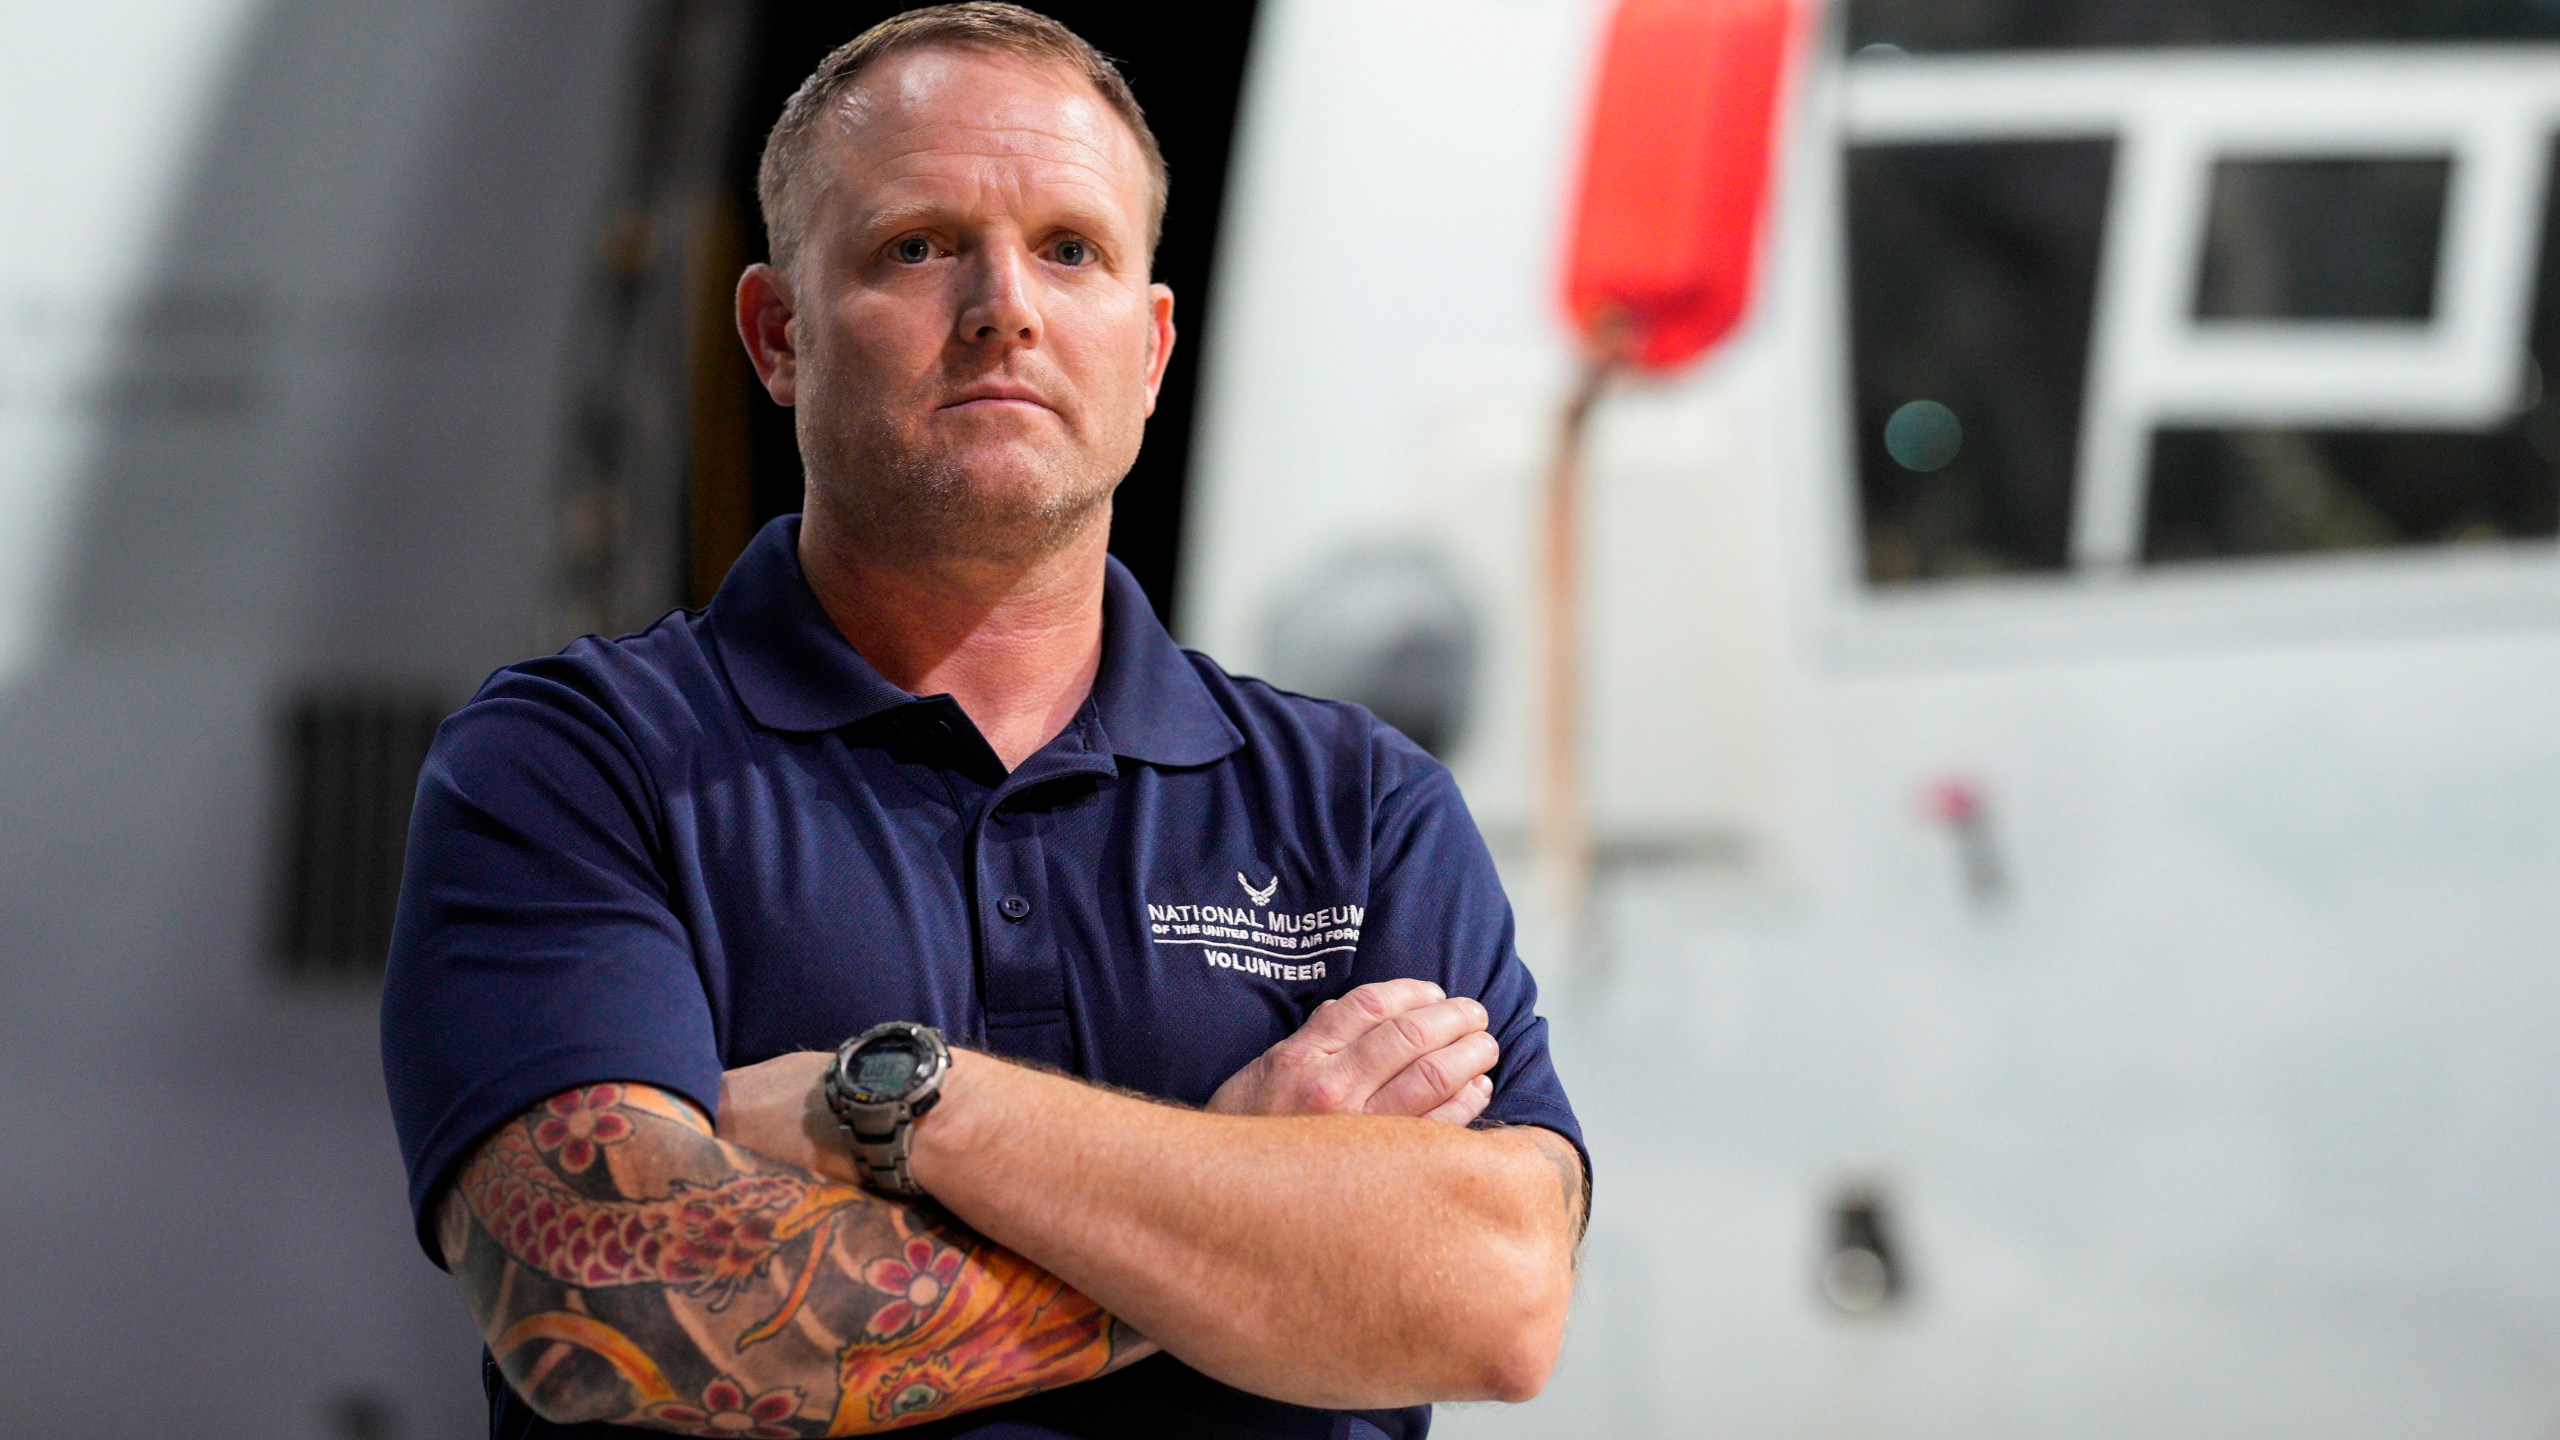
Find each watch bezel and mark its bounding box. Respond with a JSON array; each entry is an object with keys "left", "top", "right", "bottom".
[{"left": 826, "top": 1021, "right": 950, "bottom": 1116}]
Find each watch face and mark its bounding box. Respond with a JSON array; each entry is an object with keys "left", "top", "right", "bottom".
[{"left": 851, "top": 1038, "right": 923, "bottom": 1099}]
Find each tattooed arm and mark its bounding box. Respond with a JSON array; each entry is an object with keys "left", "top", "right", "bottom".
[
  {"left": 713, "top": 980, "right": 1579, "bottom": 1410},
  {"left": 721, "top": 1044, "right": 1584, "bottom": 1411},
  {"left": 434, "top": 1083, "right": 1151, "bottom": 1435},
  {"left": 440, "top": 982, "right": 1519, "bottom": 1432}
]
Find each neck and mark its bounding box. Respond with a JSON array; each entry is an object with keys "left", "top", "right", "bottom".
[{"left": 797, "top": 500, "right": 1110, "bottom": 772}]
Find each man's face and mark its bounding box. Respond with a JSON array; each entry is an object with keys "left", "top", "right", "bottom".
[{"left": 751, "top": 47, "right": 1174, "bottom": 563}]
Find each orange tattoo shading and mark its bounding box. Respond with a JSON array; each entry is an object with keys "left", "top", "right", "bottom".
[
  {"left": 495, "top": 1311, "right": 681, "bottom": 1405},
  {"left": 454, "top": 1085, "right": 1133, "bottom": 1433},
  {"left": 832, "top": 1241, "right": 1116, "bottom": 1430}
]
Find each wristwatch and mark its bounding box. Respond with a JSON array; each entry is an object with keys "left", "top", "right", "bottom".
[{"left": 823, "top": 1021, "right": 951, "bottom": 1197}]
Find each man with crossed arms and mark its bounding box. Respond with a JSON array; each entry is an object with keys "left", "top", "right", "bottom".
[{"left": 383, "top": 6, "right": 1586, "bottom": 1436}]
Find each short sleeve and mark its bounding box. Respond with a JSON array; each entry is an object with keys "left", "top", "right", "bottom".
[
  {"left": 1354, "top": 734, "right": 1588, "bottom": 1187},
  {"left": 379, "top": 666, "right": 722, "bottom": 1265}
]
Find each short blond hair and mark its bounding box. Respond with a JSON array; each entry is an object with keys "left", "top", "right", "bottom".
[{"left": 756, "top": 3, "right": 1170, "bottom": 276}]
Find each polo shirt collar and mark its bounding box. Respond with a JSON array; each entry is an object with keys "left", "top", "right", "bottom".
[
  {"left": 705, "top": 515, "right": 1242, "bottom": 768},
  {"left": 1089, "top": 542, "right": 1244, "bottom": 767},
  {"left": 705, "top": 517, "right": 917, "bottom": 734}
]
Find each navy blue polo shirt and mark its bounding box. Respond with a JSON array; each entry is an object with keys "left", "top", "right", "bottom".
[{"left": 382, "top": 515, "right": 1582, "bottom": 1440}]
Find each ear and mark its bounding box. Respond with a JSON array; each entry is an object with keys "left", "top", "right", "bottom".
[
  {"left": 1141, "top": 281, "right": 1177, "bottom": 418},
  {"left": 737, "top": 263, "right": 800, "bottom": 406}
]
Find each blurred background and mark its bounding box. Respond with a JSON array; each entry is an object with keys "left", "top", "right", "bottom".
[{"left": 5, "top": 1, "right": 2560, "bottom": 1435}]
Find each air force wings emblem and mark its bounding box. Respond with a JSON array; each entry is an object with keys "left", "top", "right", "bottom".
[{"left": 1238, "top": 871, "right": 1279, "bottom": 907}]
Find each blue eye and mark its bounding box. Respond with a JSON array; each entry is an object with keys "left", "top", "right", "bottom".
[
  {"left": 1055, "top": 239, "right": 1091, "bottom": 266},
  {"left": 893, "top": 236, "right": 932, "bottom": 264}
]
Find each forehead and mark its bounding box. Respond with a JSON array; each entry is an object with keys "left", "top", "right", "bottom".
[{"left": 816, "top": 47, "right": 1147, "bottom": 225}]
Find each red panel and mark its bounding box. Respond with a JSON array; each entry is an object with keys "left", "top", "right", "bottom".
[{"left": 1562, "top": 0, "right": 1802, "bottom": 371}]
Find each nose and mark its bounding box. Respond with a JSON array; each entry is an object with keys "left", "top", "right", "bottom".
[{"left": 955, "top": 245, "right": 1041, "bottom": 351}]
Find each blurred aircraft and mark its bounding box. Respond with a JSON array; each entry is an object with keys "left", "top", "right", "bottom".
[
  {"left": 0, "top": 5, "right": 738, "bottom": 1436},
  {"left": 1183, "top": 2, "right": 2560, "bottom": 1437}
]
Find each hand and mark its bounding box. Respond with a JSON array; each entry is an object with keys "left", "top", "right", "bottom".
[
  {"left": 715, "top": 1049, "right": 848, "bottom": 1182},
  {"left": 1206, "top": 979, "right": 1498, "bottom": 1126}
]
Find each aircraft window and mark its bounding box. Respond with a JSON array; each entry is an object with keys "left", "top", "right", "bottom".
[
  {"left": 1846, "top": 140, "right": 2116, "bottom": 582},
  {"left": 2143, "top": 144, "right": 2560, "bottom": 563},
  {"left": 2195, "top": 158, "right": 2451, "bottom": 322},
  {"left": 1847, "top": 0, "right": 2560, "bottom": 55},
  {"left": 2145, "top": 424, "right": 2560, "bottom": 561}
]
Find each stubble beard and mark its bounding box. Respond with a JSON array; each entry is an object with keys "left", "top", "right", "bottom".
[{"left": 803, "top": 404, "right": 1132, "bottom": 568}]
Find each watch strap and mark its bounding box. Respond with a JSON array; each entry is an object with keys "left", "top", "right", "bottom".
[
  {"left": 823, "top": 1022, "right": 949, "bottom": 1199},
  {"left": 840, "top": 1086, "right": 940, "bottom": 1196}
]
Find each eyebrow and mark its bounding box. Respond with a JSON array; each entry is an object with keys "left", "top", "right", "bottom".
[
  {"left": 850, "top": 195, "right": 1134, "bottom": 247},
  {"left": 854, "top": 199, "right": 955, "bottom": 236}
]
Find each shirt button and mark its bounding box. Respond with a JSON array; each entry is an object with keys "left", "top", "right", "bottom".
[{"left": 998, "top": 894, "right": 1032, "bottom": 921}]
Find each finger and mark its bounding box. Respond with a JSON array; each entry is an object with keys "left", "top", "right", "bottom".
[
  {"left": 1421, "top": 1074, "right": 1495, "bottom": 1127},
  {"left": 1333, "top": 994, "right": 1486, "bottom": 1090},
  {"left": 1290, "top": 979, "right": 1447, "bottom": 1054},
  {"left": 1364, "top": 1029, "right": 1498, "bottom": 1118}
]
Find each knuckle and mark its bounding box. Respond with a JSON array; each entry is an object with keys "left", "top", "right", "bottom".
[
  {"left": 1347, "top": 985, "right": 1397, "bottom": 1021},
  {"left": 1302, "top": 1074, "right": 1353, "bottom": 1113},
  {"left": 1389, "top": 1013, "right": 1435, "bottom": 1051}
]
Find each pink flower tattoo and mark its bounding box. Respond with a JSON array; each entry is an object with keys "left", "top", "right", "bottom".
[
  {"left": 860, "top": 1236, "right": 965, "bottom": 1337},
  {"left": 646, "top": 1378, "right": 802, "bottom": 1438},
  {"left": 529, "top": 1084, "right": 634, "bottom": 1174}
]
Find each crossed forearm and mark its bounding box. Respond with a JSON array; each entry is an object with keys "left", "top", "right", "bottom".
[
  {"left": 441, "top": 984, "right": 1572, "bottom": 1427},
  {"left": 709, "top": 983, "right": 1583, "bottom": 1409},
  {"left": 908, "top": 1050, "right": 1581, "bottom": 1409},
  {"left": 436, "top": 1083, "right": 1151, "bottom": 1434}
]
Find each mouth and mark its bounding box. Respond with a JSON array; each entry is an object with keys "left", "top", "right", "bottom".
[
  {"left": 942, "top": 396, "right": 1054, "bottom": 414},
  {"left": 939, "top": 383, "right": 1057, "bottom": 416}
]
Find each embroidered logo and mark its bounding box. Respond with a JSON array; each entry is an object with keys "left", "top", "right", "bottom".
[{"left": 1147, "top": 868, "right": 1362, "bottom": 984}]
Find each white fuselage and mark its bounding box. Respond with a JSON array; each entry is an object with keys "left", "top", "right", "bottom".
[{"left": 1184, "top": 4, "right": 2560, "bottom": 1435}]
